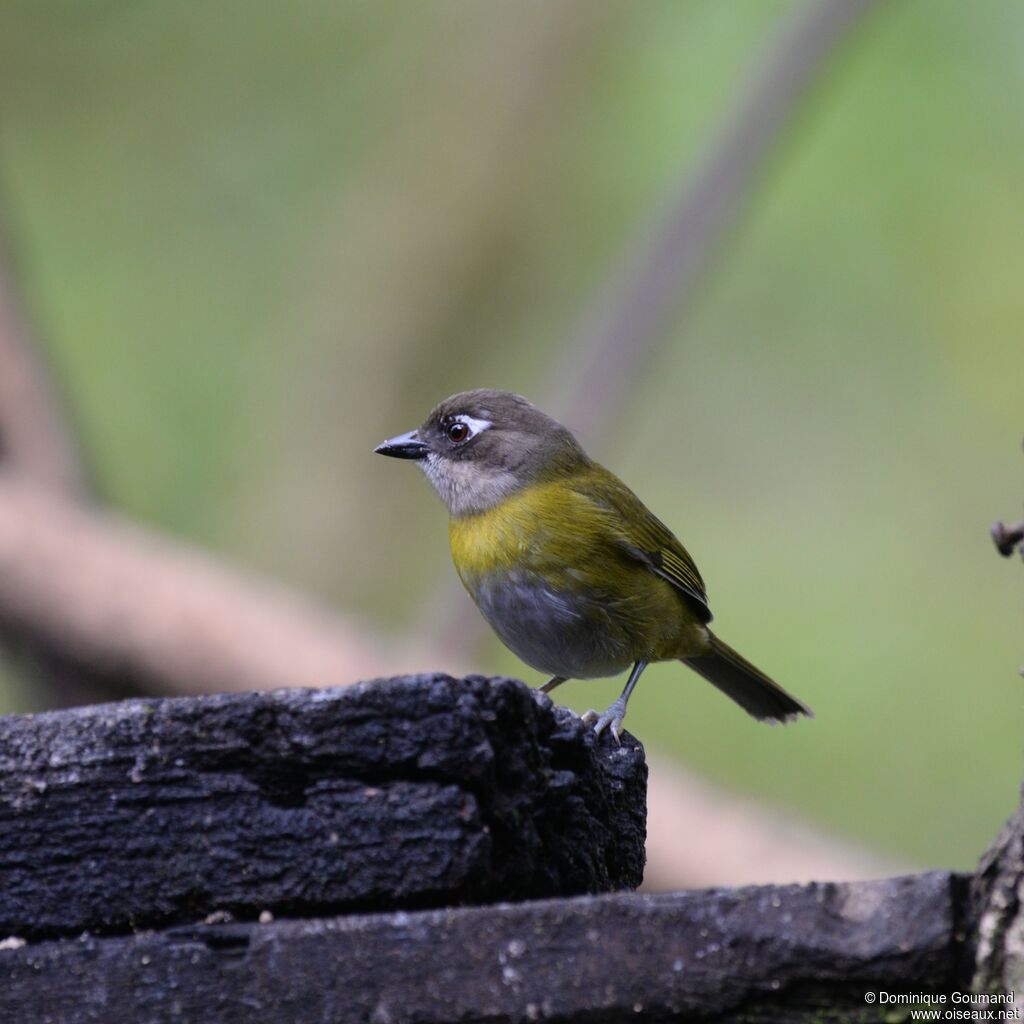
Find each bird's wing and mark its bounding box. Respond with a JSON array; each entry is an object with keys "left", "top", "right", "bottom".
[{"left": 574, "top": 469, "right": 713, "bottom": 623}]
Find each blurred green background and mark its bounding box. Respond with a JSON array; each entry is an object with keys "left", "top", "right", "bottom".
[{"left": 0, "top": 0, "right": 1021, "bottom": 870}]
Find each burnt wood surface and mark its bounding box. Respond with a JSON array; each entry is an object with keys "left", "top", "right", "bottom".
[
  {"left": 0, "top": 872, "right": 965, "bottom": 1023},
  {"left": 0, "top": 674, "right": 646, "bottom": 940},
  {"left": 971, "top": 786, "right": 1024, "bottom": 995}
]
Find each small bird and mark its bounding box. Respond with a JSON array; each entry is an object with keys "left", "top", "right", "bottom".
[{"left": 375, "top": 389, "right": 811, "bottom": 741}]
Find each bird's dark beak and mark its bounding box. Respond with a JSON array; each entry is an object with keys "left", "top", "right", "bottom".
[{"left": 374, "top": 429, "right": 429, "bottom": 460}]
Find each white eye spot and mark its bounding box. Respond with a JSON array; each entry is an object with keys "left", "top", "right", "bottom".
[{"left": 457, "top": 414, "right": 492, "bottom": 434}]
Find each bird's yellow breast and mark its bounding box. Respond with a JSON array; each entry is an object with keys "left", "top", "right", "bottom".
[
  {"left": 448, "top": 481, "right": 595, "bottom": 580},
  {"left": 447, "top": 472, "right": 710, "bottom": 666}
]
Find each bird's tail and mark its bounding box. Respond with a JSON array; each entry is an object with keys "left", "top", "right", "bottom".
[{"left": 681, "top": 633, "right": 812, "bottom": 723}]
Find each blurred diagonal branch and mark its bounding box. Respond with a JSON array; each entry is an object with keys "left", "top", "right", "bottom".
[
  {"left": 547, "top": 0, "right": 883, "bottom": 444},
  {"left": 0, "top": 210, "right": 90, "bottom": 497},
  {"left": 0, "top": 473, "right": 420, "bottom": 696},
  {"left": 0, "top": 195, "right": 106, "bottom": 704},
  {"left": 643, "top": 755, "right": 901, "bottom": 890}
]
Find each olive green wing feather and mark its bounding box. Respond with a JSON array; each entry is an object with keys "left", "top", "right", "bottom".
[{"left": 573, "top": 468, "right": 713, "bottom": 623}]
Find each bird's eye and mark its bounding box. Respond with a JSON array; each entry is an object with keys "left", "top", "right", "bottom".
[{"left": 446, "top": 421, "right": 470, "bottom": 444}]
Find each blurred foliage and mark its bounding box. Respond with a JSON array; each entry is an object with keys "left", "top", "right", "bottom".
[{"left": 1, "top": 0, "right": 1023, "bottom": 870}]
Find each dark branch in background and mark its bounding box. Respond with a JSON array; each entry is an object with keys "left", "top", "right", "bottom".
[
  {"left": 545, "top": 0, "right": 883, "bottom": 444},
  {"left": 990, "top": 444, "right": 1024, "bottom": 683},
  {"left": 991, "top": 519, "right": 1024, "bottom": 559}
]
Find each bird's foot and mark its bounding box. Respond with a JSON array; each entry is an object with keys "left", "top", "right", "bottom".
[{"left": 581, "top": 699, "right": 628, "bottom": 744}]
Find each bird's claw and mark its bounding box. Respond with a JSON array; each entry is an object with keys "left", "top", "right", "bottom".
[{"left": 581, "top": 705, "right": 625, "bottom": 744}]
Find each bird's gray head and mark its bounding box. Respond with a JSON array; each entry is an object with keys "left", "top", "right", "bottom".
[{"left": 374, "top": 389, "right": 587, "bottom": 517}]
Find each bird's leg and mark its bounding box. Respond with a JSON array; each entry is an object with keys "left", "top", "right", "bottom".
[
  {"left": 582, "top": 661, "right": 648, "bottom": 744},
  {"left": 539, "top": 676, "right": 567, "bottom": 693}
]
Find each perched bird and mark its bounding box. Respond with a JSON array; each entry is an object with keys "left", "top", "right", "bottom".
[{"left": 375, "top": 389, "right": 811, "bottom": 741}]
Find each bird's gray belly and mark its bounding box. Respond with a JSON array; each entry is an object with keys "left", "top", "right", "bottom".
[{"left": 469, "top": 571, "right": 632, "bottom": 679}]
